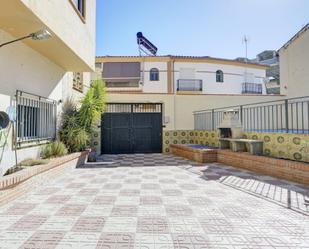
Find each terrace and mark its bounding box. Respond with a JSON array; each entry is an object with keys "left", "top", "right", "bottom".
[{"left": 0, "top": 153, "right": 308, "bottom": 248}]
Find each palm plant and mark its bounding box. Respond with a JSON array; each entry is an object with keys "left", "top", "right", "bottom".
[
  {"left": 59, "top": 79, "right": 106, "bottom": 152},
  {"left": 79, "top": 79, "right": 106, "bottom": 133}
]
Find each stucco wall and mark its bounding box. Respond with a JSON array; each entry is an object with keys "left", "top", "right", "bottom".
[
  {"left": 0, "top": 30, "right": 90, "bottom": 176},
  {"left": 280, "top": 29, "right": 309, "bottom": 97},
  {"left": 19, "top": 0, "right": 96, "bottom": 69},
  {"left": 174, "top": 62, "right": 266, "bottom": 94},
  {"left": 143, "top": 62, "right": 168, "bottom": 93},
  {"left": 107, "top": 93, "right": 285, "bottom": 131}
]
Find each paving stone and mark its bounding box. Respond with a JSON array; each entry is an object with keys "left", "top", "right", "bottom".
[{"left": 0, "top": 153, "right": 308, "bottom": 248}]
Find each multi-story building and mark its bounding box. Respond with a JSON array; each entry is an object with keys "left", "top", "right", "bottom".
[
  {"left": 0, "top": 0, "right": 96, "bottom": 175},
  {"left": 95, "top": 55, "right": 268, "bottom": 95},
  {"left": 279, "top": 23, "right": 309, "bottom": 98},
  {"left": 253, "top": 50, "right": 280, "bottom": 94},
  {"left": 93, "top": 55, "right": 284, "bottom": 154}
]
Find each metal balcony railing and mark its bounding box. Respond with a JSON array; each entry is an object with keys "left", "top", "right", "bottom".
[
  {"left": 242, "top": 82, "right": 263, "bottom": 94},
  {"left": 177, "top": 79, "right": 203, "bottom": 92}
]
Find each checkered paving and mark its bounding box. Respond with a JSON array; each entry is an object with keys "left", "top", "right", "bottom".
[
  {"left": 0, "top": 153, "right": 308, "bottom": 248},
  {"left": 89, "top": 153, "right": 203, "bottom": 167}
]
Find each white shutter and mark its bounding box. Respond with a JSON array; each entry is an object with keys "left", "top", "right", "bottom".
[{"left": 179, "top": 68, "right": 195, "bottom": 79}]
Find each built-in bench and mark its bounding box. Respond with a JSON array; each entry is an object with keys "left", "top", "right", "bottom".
[{"left": 219, "top": 138, "right": 263, "bottom": 155}]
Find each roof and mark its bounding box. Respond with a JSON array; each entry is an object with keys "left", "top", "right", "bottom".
[
  {"left": 96, "top": 55, "right": 268, "bottom": 69},
  {"left": 278, "top": 23, "right": 309, "bottom": 52}
]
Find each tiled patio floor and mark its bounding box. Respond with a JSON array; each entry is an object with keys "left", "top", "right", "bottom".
[{"left": 0, "top": 154, "right": 308, "bottom": 248}]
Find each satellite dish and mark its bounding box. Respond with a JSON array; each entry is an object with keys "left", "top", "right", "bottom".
[{"left": 0, "top": 111, "right": 10, "bottom": 129}]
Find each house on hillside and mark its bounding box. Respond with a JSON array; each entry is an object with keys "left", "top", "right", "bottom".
[
  {"left": 279, "top": 23, "right": 309, "bottom": 98},
  {"left": 0, "top": 0, "right": 96, "bottom": 175}
]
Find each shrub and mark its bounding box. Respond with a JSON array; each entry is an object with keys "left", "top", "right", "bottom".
[
  {"left": 60, "top": 125, "right": 89, "bottom": 153},
  {"left": 58, "top": 79, "right": 106, "bottom": 152},
  {"left": 79, "top": 79, "right": 106, "bottom": 133},
  {"left": 59, "top": 115, "right": 89, "bottom": 153},
  {"left": 17, "top": 158, "right": 49, "bottom": 167},
  {"left": 41, "top": 141, "right": 68, "bottom": 159}
]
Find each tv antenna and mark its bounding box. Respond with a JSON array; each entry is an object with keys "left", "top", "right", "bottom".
[
  {"left": 242, "top": 35, "right": 250, "bottom": 63},
  {"left": 137, "top": 32, "right": 158, "bottom": 56}
]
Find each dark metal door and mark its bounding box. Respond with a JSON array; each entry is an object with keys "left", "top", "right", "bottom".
[{"left": 101, "top": 103, "right": 162, "bottom": 154}]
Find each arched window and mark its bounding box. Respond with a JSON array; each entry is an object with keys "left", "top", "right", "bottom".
[
  {"left": 149, "top": 68, "right": 159, "bottom": 81},
  {"left": 216, "top": 70, "right": 224, "bottom": 82}
]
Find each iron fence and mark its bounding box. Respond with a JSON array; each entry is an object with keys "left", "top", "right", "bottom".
[
  {"left": 193, "top": 96, "right": 309, "bottom": 133},
  {"left": 16, "top": 90, "right": 57, "bottom": 146},
  {"left": 106, "top": 103, "right": 162, "bottom": 113},
  {"left": 177, "top": 79, "right": 203, "bottom": 91},
  {"left": 242, "top": 83, "right": 263, "bottom": 94}
]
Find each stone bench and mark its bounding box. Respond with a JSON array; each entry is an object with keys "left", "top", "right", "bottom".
[{"left": 219, "top": 138, "right": 263, "bottom": 155}]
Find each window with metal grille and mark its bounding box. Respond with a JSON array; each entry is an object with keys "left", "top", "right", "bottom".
[
  {"left": 16, "top": 91, "right": 57, "bottom": 146},
  {"left": 149, "top": 68, "right": 159, "bottom": 81},
  {"left": 73, "top": 72, "right": 83, "bottom": 92},
  {"left": 216, "top": 70, "right": 224, "bottom": 82}
]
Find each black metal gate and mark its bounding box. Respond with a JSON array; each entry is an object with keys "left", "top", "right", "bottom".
[{"left": 101, "top": 103, "right": 163, "bottom": 154}]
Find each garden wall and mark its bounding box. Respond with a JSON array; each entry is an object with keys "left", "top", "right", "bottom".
[{"left": 163, "top": 130, "right": 309, "bottom": 163}]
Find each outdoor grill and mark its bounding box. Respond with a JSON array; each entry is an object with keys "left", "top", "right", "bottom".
[{"left": 217, "top": 109, "right": 243, "bottom": 138}]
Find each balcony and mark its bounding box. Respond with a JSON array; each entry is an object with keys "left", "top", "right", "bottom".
[
  {"left": 177, "top": 79, "right": 203, "bottom": 92},
  {"left": 242, "top": 83, "right": 263, "bottom": 94}
]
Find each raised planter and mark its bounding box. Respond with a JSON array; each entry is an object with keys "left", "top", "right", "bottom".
[
  {"left": 170, "top": 144, "right": 217, "bottom": 163},
  {"left": 217, "top": 150, "right": 309, "bottom": 185},
  {"left": 0, "top": 151, "right": 88, "bottom": 205}
]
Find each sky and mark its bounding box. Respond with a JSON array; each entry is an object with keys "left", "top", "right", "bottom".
[{"left": 96, "top": 0, "right": 309, "bottom": 59}]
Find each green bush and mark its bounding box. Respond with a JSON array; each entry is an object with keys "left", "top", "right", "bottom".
[
  {"left": 59, "top": 115, "right": 89, "bottom": 153},
  {"left": 41, "top": 141, "right": 68, "bottom": 159},
  {"left": 17, "top": 158, "right": 49, "bottom": 167},
  {"left": 79, "top": 79, "right": 106, "bottom": 133},
  {"left": 58, "top": 79, "right": 106, "bottom": 152}
]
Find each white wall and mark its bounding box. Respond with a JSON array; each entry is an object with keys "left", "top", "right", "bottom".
[
  {"left": 107, "top": 93, "right": 285, "bottom": 130},
  {"left": 280, "top": 28, "right": 309, "bottom": 98},
  {"left": 20, "top": 0, "right": 96, "bottom": 69},
  {"left": 0, "top": 30, "right": 90, "bottom": 176},
  {"left": 174, "top": 62, "right": 266, "bottom": 94},
  {"left": 142, "top": 62, "right": 168, "bottom": 93}
]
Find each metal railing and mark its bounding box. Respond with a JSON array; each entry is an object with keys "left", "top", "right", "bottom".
[
  {"left": 194, "top": 96, "right": 309, "bottom": 133},
  {"left": 177, "top": 79, "right": 202, "bottom": 91},
  {"left": 16, "top": 90, "right": 57, "bottom": 146},
  {"left": 242, "top": 82, "right": 263, "bottom": 94}
]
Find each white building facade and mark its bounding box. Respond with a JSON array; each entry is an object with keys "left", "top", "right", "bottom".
[
  {"left": 0, "top": 0, "right": 96, "bottom": 175},
  {"left": 95, "top": 56, "right": 268, "bottom": 95}
]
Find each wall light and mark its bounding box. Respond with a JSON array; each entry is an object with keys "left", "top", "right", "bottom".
[{"left": 0, "top": 29, "right": 51, "bottom": 48}]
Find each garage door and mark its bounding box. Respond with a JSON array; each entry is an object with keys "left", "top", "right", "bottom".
[{"left": 101, "top": 103, "right": 162, "bottom": 154}]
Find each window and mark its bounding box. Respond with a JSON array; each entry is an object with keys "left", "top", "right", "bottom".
[
  {"left": 70, "top": 0, "right": 85, "bottom": 18},
  {"left": 16, "top": 91, "right": 57, "bottom": 146},
  {"left": 216, "top": 70, "right": 224, "bottom": 82},
  {"left": 149, "top": 68, "right": 159, "bottom": 81},
  {"left": 73, "top": 72, "right": 83, "bottom": 92},
  {"left": 95, "top": 63, "right": 102, "bottom": 69}
]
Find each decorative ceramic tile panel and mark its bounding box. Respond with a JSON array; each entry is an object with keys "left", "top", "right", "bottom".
[{"left": 163, "top": 129, "right": 309, "bottom": 162}]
